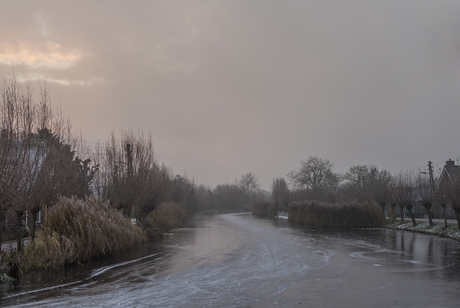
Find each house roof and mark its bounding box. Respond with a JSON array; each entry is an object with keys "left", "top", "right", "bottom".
[{"left": 436, "top": 159, "right": 460, "bottom": 190}]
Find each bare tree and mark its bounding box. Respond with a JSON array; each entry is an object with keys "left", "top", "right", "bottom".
[
  {"left": 415, "top": 171, "right": 434, "bottom": 226},
  {"left": 373, "top": 184, "right": 390, "bottom": 215},
  {"left": 342, "top": 165, "right": 393, "bottom": 208},
  {"left": 0, "top": 75, "right": 74, "bottom": 246},
  {"left": 138, "top": 164, "right": 173, "bottom": 217},
  {"left": 0, "top": 74, "right": 39, "bottom": 246},
  {"left": 288, "top": 156, "right": 339, "bottom": 191},
  {"left": 171, "top": 174, "right": 198, "bottom": 212},
  {"left": 213, "top": 183, "right": 246, "bottom": 210},
  {"left": 236, "top": 172, "right": 261, "bottom": 203},
  {"left": 372, "top": 171, "right": 393, "bottom": 214},
  {"left": 97, "top": 129, "right": 164, "bottom": 220},
  {"left": 344, "top": 165, "right": 369, "bottom": 188},
  {"left": 388, "top": 190, "right": 398, "bottom": 223},
  {"left": 393, "top": 171, "right": 417, "bottom": 226},
  {"left": 195, "top": 184, "right": 215, "bottom": 211},
  {"left": 271, "top": 177, "right": 290, "bottom": 211},
  {"left": 435, "top": 180, "right": 450, "bottom": 229}
]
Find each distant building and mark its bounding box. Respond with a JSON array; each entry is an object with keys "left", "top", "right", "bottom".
[
  {"left": 434, "top": 159, "right": 459, "bottom": 219},
  {"left": 1, "top": 136, "right": 46, "bottom": 234}
]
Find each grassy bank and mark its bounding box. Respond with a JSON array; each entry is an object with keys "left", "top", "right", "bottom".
[
  {"left": 386, "top": 220, "right": 460, "bottom": 242},
  {"left": 288, "top": 200, "right": 385, "bottom": 228}
]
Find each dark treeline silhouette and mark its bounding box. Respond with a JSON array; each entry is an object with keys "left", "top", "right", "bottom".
[
  {"left": 256, "top": 156, "right": 460, "bottom": 229},
  {"left": 0, "top": 76, "right": 268, "bottom": 257}
]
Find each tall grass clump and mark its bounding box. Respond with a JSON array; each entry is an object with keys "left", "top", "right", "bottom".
[
  {"left": 146, "top": 202, "right": 191, "bottom": 235},
  {"left": 0, "top": 249, "right": 22, "bottom": 282},
  {"left": 288, "top": 200, "right": 385, "bottom": 228},
  {"left": 252, "top": 201, "right": 277, "bottom": 217},
  {"left": 22, "top": 196, "right": 146, "bottom": 270}
]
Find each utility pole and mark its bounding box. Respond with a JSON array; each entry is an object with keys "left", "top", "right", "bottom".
[
  {"left": 428, "top": 161, "right": 438, "bottom": 217},
  {"left": 428, "top": 161, "right": 435, "bottom": 192}
]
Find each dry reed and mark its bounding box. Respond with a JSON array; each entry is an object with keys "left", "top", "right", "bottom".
[
  {"left": 288, "top": 200, "right": 385, "bottom": 228},
  {"left": 0, "top": 248, "right": 21, "bottom": 281},
  {"left": 22, "top": 196, "right": 146, "bottom": 270}
]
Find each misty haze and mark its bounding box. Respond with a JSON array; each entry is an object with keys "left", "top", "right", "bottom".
[{"left": 1, "top": 1, "right": 460, "bottom": 307}]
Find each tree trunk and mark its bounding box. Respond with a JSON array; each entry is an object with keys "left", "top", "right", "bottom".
[
  {"left": 425, "top": 206, "right": 433, "bottom": 226},
  {"left": 16, "top": 212, "right": 23, "bottom": 252},
  {"left": 0, "top": 210, "right": 5, "bottom": 243},
  {"left": 442, "top": 205, "right": 448, "bottom": 229},
  {"left": 390, "top": 204, "right": 397, "bottom": 223},
  {"left": 399, "top": 205, "right": 405, "bottom": 223},
  {"left": 455, "top": 209, "right": 460, "bottom": 230},
  {"left": 407, "top": 207, "right": 417, "bottom": 226},
  {"left": 123, "top": 206, "right": 132, "bottom": 218},
  {"left": 31, "top": 211, "right": 37, "bottom": 241}
]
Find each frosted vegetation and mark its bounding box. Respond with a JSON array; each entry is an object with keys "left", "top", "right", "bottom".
[
  {"left": 22, "top": 197, "right": 146, "bottom": 271},
  {"left": 287, "top": 200, "right": 385, "bottom": 228}
]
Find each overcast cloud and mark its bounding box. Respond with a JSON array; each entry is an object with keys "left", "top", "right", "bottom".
[{"left": 1, "top": 0, "right": 460, "bottom": 189}]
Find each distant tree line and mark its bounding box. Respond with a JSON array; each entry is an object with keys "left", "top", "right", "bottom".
[
  {"left": 3, "top": 74, "right": 460, "bottom": 253},
  {"left": 266, "top": 155, "right": 460, "bottom": 229}
]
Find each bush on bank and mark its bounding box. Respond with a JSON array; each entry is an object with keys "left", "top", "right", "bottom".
[
  {"left": 252, "top": 201, "right": 277, "bottom": 218},
  {"left": 288, "top": 200, "right": 385, "bottom": 228},
  {"left": 22, "top": 197, "right": 147, "bottom": 271},
  {"left": 146, "top": 202, "right": 191, "bottom": 235}
]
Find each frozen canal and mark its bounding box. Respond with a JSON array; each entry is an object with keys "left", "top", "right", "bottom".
[{"left": 2, "top": 212, "right": 460, "bottom": 307}]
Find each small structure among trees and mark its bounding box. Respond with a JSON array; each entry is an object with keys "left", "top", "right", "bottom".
[{"left": 435, "top": 159, "right": 460, "bottom": 228}]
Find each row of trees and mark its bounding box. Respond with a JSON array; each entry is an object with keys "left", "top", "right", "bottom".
[
  {"left": 95, "top": 135, "right": 268, "bottom": 215},
  {"left": 0, "top": 76, "right": 206, "bottom": 248},
  {"left": 0, "top": 76, "right": 100, "bottom": 248},
  {"left": 191, "top": 172, "right": 268, "bottom": 211},
  {"left": 275, "top": 156, "right": 460, "bottom": 229},
  {"left": 4, "top": 74, "right": 459, "bottom": 250},
  {"left": 269, "top": 156, "right": 394, "bottom": 214},
  {"left": 0, "top": 75, "right": 272, "bottom": 248}
]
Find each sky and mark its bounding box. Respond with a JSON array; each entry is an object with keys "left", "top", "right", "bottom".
[{"left": 1, "top": 0, "right": 460, "bottom": 190}]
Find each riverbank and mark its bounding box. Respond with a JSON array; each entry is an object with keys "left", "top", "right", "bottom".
[
  {"left": 5, "top": 212, "right": 460, "bottom": 307},
  {"left": 386, "top": 219, "right": 460, "bottom": 242},
  {"left": 276, "top": 213, "right": 460, "bottom": 242}
]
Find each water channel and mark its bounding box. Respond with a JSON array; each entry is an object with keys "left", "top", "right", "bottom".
[{"left": 2, "top": 212, "right": 460, "bottom": 307}]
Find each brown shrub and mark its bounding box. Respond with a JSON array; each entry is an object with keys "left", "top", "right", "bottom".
[
  {"left": 146, "top": 202, "right": 191, "bottom": 233},
  {"left": 22, "top": 196, "right": 146, "bottom": 271},
  {"left": 288, "top": 200, "right": 385, "bottom": 228},
  {"left": 252, "top": 201, "right": 277, "bottom": 217}
]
